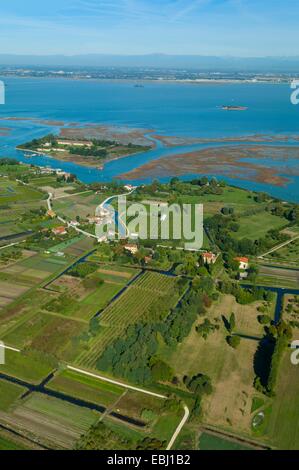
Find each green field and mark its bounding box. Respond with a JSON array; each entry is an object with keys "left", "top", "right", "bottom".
[
  {"left": 161, "top": 300, "right": 259, "bottom": 434},
  {"left": 232, "top": 212, "right": 287, "bottom": 240},
  {"left": 199, "top": 432, "right": 252, "bottom": 450},
  {"left": 21, "top": 393, "right": 99, "bottom": 430},
  {"left": 267, "top": 237, "right": 299, "bottom": 264},
  {"left": 0, "top": 350, "right": 55, "bottom": 384},
  {"left": 48, "top": 369, "right": 123, "bottom": 407},
  {"left": 44, "top": 265, "right": 137, "bottom": 322},
  {"left": 0, "top": 435, "right": 28, "bottom": 450},
  {"left": 0, "top": 179, "right": 43, "bottom": 204},
  {"left": 254, "top": 265, "right": 299, "bottom": 289},
  {"left": 264, "top": 352, "right": 299, "bottom": 449},
  {"left": 0, "top": 380, "right": 26, "bottom": 411},
  {"left": 52, "top": 192, "right": 104, "bottom": 222},
  {"left": 12, "top": 393, "right": 100, "bottom": 449}
]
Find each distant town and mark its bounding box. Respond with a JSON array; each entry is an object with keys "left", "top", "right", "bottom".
[{"left": 0, "top": 65, "right": 298, "bottom": 83}]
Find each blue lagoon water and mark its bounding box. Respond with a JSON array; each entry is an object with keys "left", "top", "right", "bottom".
[{"left": 0, "top": 78, "right": 299, "bottom": 201}]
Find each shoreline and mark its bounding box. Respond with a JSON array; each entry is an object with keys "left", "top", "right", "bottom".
[
  {"left": 16, "top": 146, "right": 154, "bottom": 170},
  {"left": 0, "top": 75, "right": 292, "bottom": 85},
  {"left": 118, "top": 144, "right": 299, "bottom": 187}
]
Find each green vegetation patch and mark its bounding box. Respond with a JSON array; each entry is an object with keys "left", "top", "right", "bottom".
[
  {"left": 48, "top": 369, "right": 123, "bottom": 407},
  {"left": 199, "top": 432, "right": 252, "bottom": 450},
  {"left": 0, "top": 434, "right": 28, "bottom": 450},
  {"left": 0, "top": 379, "right": 26, "bottom": 411},
  {"left": 0, "top": 350, "right": 56, "bottom": 384}
]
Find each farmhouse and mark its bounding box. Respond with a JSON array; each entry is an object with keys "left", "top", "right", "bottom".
[
  {"left": 52, "top": 226, "right": 67, "bottom": 236},
  {"left": 124, "top": 184, "right": 135, "bottom": 191},
  {"left": 56, "top": 139, "right": 93, "bottom": 148},
  {"left": 124, "top": 244, "right": 138, "bottom": 255},
  {"left": 47, "top": 209, "right": 56, "bottom": 218},
  {"left": 202, "top": 252, "right": 217, "bottom": 265},
  {"left": 234, "top": 257, "right": 249, "bottom": 270}
]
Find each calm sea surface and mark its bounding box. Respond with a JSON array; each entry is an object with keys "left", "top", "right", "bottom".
[{"left": 0, "top": 78, "right": 299, "bottom": 201}]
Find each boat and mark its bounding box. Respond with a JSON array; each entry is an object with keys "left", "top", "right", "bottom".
[{"left": 222, "top": 105, "right": 248, "bottom": 111}]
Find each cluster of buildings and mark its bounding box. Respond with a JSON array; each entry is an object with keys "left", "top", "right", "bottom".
[{"left": 202, "top": 251, "right": 249, "bottom": 274}]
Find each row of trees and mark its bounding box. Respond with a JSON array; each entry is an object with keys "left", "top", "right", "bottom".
[
  {"left": 218, "top": 281, "right": 274, "bottom": 305},
  {"left": 254, "top": 320, "right": 292, "bottom": 396},
  {"left": 68, "top": 262, "right": 99, "bottom": 278},
  {"left": 75, "top": 422, "right": 165, "bottom": 450}
]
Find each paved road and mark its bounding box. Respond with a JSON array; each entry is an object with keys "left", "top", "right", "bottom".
[
  {"left": 67, "top": 365, "right": 167, "bottom": 399},
  {"left": 47, "top": 192, "right": 98, "bottom": 239},
  {"left": 54, "top": 190, "right": 93, "bottom": 200},
  {"left": 0, "top": 241, "right": 23, "bottom": 251},
  {"left": 166, "top": 404, "right": 190, "bottom": 450}
]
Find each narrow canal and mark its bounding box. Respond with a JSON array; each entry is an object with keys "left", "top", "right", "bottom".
[{"left": 0, "top": 371, "right": 146, "bottom": 428}]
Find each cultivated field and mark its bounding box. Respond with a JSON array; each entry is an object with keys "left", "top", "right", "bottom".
[
  {"left": 48, "top": 368, "right": 124, "bottom": 407},
  {"left": 8, "top": 393, "right": 99, "bottom": 449},
  {"left": 75, "top": 271, "right": 179, "bottom": 369},
  {"left": 0, "top": 179, "right": 42, "bottom": 204}
]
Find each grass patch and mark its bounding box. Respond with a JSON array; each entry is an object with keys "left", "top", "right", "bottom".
[
  {"left": 0, "top": 350, "right": 55, "bottom": 384},
  {"left": 264, "top": 352, "right": 299, "bottom": 449},
  {"left": 0, "top": 379, "right": 26, "bottom": 411},
  {"left": 48, "top": 369, "right": 123, "bottom": 407},
  {"left": 199, "top": 432, "right": 252, "bottom": 450},
  {"left": 251, "top": 396, "right": 265, "bottom": 413}
]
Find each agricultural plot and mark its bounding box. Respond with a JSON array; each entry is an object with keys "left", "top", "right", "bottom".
[
  {"left": 0, "top": 380, "right": 26, "bottom": 412},
  {"left": 52, "top": 192, "right": 103, "bottom": 222},
  {"left": 0, "top": 281, "right": 29, "bottom": 308},
  {"left": 0, "top": 253, "right": 70, "bottom": 314},
  {"left": 10, "top": 393, "right": 99, "bottom": 449},
  {"left": 0, "top": 288, "right": 53, "bottom": 339},
  {"left": 0, "top": 350, "right": 55, "bottom": 384},
  {"left": 2, "top": 253, "right": 68, "bottom": 285},
  {"left": 3, "top": 311, "right": 83, "bottom": 360},
  {"left": 48, "top": 369, "right": 124, "bottom": 407},
  {"left": 0, "top": 433, "right": 29, "bottom": 450},
  {"left": 256, "top": 265, "right": 299, "bottom": 289},
  {"left": 48, "top": 235, "right": 84, "bottom": 254},
  {"left": 263, "top": 352, "right": 299, "bottom": 449},
  {"left": 76, "top": 271, "right": 179, "bottom": 369},
  {"left": 267, "top": 237, "right": 299, "bottom": 265},
  {"left": 44, "top": 265, "right": 137, "bottom": 322},
  {"left": 0, "top": 179, "right": 42, "bottom": 204},
  {"left": 63, "top": 236, "right": 95, "bottom": 257}
]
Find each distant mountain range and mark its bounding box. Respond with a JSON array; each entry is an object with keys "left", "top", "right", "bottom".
[{"left": 0, "top": 54, "right": 299, "bottom": 72}]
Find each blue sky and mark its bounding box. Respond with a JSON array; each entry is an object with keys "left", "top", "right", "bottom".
[{"left": 0, "top": 0, "right": 298, "bottom": 56}]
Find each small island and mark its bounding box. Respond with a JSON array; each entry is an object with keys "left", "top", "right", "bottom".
[{"left": 17, "top": 134, "right": 152, "bottom": 168}]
